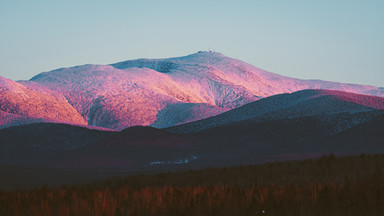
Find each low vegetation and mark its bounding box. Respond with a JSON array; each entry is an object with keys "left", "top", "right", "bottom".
[{"left": 1, "top": 153, "right": 384, "bottom": 216}]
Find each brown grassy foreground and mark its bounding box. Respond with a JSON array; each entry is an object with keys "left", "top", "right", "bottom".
[{"left": 1, "top": 153, "right": 384, "bottom": 216}]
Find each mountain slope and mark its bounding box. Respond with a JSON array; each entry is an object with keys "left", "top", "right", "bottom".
[
  {"left": 167, "top": 89, "right": 384, "bottom": 133},
  {"left": 2, "top": 52, "right": 383, "bottom": 130},
  {"left": 0, "top": 76, "right": 86, "bottom": 128}
]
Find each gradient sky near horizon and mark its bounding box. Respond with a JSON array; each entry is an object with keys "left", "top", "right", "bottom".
[{"left": 0, "top": 0, "right": 383, "bottom": 86}]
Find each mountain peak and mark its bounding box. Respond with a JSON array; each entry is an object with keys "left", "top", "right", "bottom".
[
  {"left": 191, "top": 50, "right": 224, "bottom": 57},
  {"left": 169, "top": 51, "right": 230, "bottom": 63}
]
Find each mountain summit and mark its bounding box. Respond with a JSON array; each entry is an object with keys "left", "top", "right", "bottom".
[{"left": 1, "top": 52, "right": 383, "bottom": 130}]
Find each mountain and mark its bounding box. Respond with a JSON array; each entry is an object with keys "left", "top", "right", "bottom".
[
  {"left": 167, "top": 89, "right": 384, "bottom": 133},
  {"left": 1, "top": 51, "right": 384, "bottom": 130}
]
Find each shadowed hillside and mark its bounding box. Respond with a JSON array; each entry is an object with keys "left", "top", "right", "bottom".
[{"left": 0, "top": 123, "right": 114, "bottom": 165}]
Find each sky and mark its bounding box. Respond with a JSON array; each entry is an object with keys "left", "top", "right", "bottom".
[{"left": 0, "top": 0, "right": 383, "bottom": 87}]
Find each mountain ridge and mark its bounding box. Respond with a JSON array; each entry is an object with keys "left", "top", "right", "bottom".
[{"left": 166, "top": 89, "right": 384, "bottom": 134}]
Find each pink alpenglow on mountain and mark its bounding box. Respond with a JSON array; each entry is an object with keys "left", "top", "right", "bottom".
[
  {"left": 1, "top": 52, "right": 383, "bottom": 130},
  {"left": 0, "top": 76, "right": 86, "bottom": 128}
]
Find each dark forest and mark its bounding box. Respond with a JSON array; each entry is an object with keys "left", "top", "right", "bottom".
[{"left": 1, "top": 153, "right": 384, "bottom": 216}]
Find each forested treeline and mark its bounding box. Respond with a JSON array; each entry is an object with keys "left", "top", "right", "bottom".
[{"left": 1, "top": 153, "right": 384, "bottom": 216}]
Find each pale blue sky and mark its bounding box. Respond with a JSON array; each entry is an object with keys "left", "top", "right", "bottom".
[{"left": 0, "top": 0, "right": 383, "bottom": 86}]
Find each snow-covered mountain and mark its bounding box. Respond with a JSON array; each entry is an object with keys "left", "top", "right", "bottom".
[{"left": 1, "top": 51, "right": 383, "bottom": 130}]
